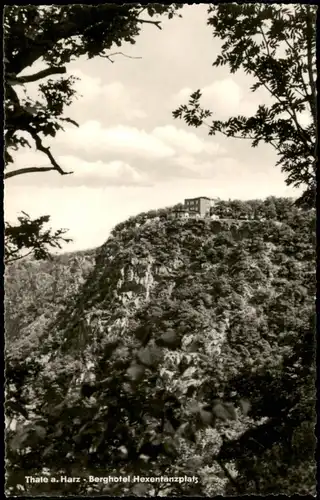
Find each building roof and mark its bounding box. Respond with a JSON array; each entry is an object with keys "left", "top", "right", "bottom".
[{"left": 185, "top": 196, "right": 211, "bottom": 201}]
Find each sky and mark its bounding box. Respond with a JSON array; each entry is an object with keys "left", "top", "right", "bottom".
[{"left": 5, "top": 5, "right": 305, "bottom": 253}]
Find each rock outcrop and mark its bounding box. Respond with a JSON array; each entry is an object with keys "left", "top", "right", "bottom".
[{"left": 6, "top": 200, "right": 316, "bottom": 496}]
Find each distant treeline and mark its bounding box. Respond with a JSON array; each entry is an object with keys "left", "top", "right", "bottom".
[{"left": 113, "top": 196, "right": 313, "bottom": 234}]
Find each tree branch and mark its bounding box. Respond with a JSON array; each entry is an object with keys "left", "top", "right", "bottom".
[
  {"left": 4, "top": 166, "right": 61, "bottom": 179},
  {"left": 203, "top": 119, "right": 277, "bottom": 143},
  {"left": 258, "top": 18, "right": 312, "bottom": 136},
  {"left": 12, "top": 66, "right": 67, "bottom": 84},
  {"left": 282, "top": 25, "right": 314, "bottom": 119},
  {"left": 24, "top": 125, "right": 73, "bottom": 176},
  {"left": 100, "top": 51, "right": 142, "bottom": 63},
  {"left": 137, "top": 18, "right": 162, "bottom": 29},
  {"left": 137, "top": 6, "right": 148, "bottom": 17},
  {"left": 283, "top": 87, "right": 313, "bottom": 147},
  {"left": 259, "top": 23, "right": 272, "bottom": 59},
  {"left": 244, "top": 41, "right": 312, "bottom": 149},
  {"left": 257, "top": 21, "right": 306, "bottom": 118},
  {"left": 5, "top": 248, "right": 35, "bottom": 264},
  {"left": 10, "top": 15, "right": 82, "bottom": 75}
]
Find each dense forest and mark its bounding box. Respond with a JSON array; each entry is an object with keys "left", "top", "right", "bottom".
[{"left": 5, "top": 197, "right": 316, "bottom": 496}]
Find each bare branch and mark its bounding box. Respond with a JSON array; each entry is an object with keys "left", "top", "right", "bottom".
[
  {"left": 100, "top": 51, "right": 142, "bottom": 64},
  {"left": 4, "top": 166, "right": 61, "bottom": 180},
  {"left": 12, "top": 66, "right": 67, "bottom": 84},
  {"left": 24, "top": 125, "right": 73, "bottom": 176},
  {"left": 137, "top": 18, "right": 162, "bottom": 30}
]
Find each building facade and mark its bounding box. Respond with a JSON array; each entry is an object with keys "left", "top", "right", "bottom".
[
  {"left": 184, "top": 197, "right": 215, "bottom": 217},
  {"left": 172, "top": 207, "right": 189, "bottom": 219}
]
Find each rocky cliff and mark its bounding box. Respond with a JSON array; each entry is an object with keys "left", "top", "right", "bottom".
[{"left": 6, "top": 198, "right": 316, "bottom": 496}]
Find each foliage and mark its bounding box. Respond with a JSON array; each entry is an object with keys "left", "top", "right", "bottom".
[
  {"left": 4, "top": 4, "right": 181, "bottom": 260},
  {"left": 173, "top": 4, "right": 317, "bottom": 207},
  {"left": 5, "top": 211, "right": 72, "bottom": 264},
  {"left": 5, "top": 198, "right": 316, "bottom": 495}
]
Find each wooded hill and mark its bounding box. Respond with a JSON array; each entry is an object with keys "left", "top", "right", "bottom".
[{"left": 5, "top": 197, "right": 316, "bottom": 496}]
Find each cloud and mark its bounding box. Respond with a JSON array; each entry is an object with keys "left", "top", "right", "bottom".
[
  {"left": 58, "top": 121, "right": 175, "bottom": 159},
  {"left": 173, "top": 78, "right": 261, "bottom": 118},
  {"left": 57, "top": 120, "right": 226, "bottom": 164},
  {"left": 6, "top": 150, "right": 152, "bottom": 187},
  {"left": 15, "top": 66, "right": 148, "bottom": 124},
  {"left": 201, "top": 79, "right": 243, "bottom": 114},
  {"left": 56, "top": 121, "right": 225, "bottom": 162},
  {"left": 72, "top": 71, "right": 147, "bottom": 121},
  {"left": 152, "top": 125, "right": 224, "bottom": 155},
  {"left": 173, "top": 154, "right": 243, "bottom": 179},
  {"left": 58, "top": 156, "right": 151, "bottom": 186}
]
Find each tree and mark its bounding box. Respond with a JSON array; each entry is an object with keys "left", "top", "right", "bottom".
[
  {"left": 219, "top": 313, "right": 316, "bottom": 495},
  {"left": 5, "top": 212, "right": 71, "bottom": 264},
  {"left": 4, "top": 4, "right": 181, "bottom": 261},
  {"left": 173, "top": 4, "right": 317, "bottom": 207}
]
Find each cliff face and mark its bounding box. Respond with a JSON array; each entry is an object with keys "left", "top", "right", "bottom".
[
  {"left": 35, "top": 219, "right": 287, "bottom": 374},
  {"left": 6, "top": 202, "right": 316, "bottom": 496}
]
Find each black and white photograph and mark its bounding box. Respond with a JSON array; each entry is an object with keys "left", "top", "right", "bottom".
[{"left": 4, "top": 3, "right": 316, "bottom": 496}]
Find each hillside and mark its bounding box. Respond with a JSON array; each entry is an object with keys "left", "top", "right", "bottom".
[
  {"left": 6, "top": 197, "right": 316, "bottom": 496},
  {"left": 5, "top": 248, "right": 96, "bottom": 348}
]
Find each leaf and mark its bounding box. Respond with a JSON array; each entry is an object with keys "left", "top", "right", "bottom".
[
  {"left": 239, "top": 398, "right": 251, "bottom": 416},
  {"left": 156, "top": 330, "right": 180, "bottom": 348},
  {"left": 117, "top": 445, "right": 128, "bottom": 458},
  {"left": 163, "top": 438, "right": 177, "bottom": 456},
  {"left": 132, "top": 483, "right": 150, "bottom": 495},
  {"left": 9, "top": 429, "right": 29, "bottom": 452},
  {"left": 187, "top": 400, "right": 201, "bottom": 415},
  {"left": 126, "top": 363, "right": 145, "bottom": 382},
  {"left": 137, "top": 346, "right": 163, "bottom": 367},
  {"left": 43, "top": 443, "right": 55, "bottom": 457},
  {"left": 61, "top": 117, "right": 79, "bottom": 127},
  {"left": 163, "top": 420, "right": 175, "bottom": 434},
  {"left": 199, "top": 408, "right": 214, "bottom": 426},
  {"left": 34, "top": 425, "right": 46, "bottom": 439},
  {"left": 181, "top": 366, "right": 197, "bottom": 378},
  {"left": 212, "top": 400, "right": 230, "bottom": 421},
  {"left": 222, "top": 402, "right": 238, "bottom": 421}
]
